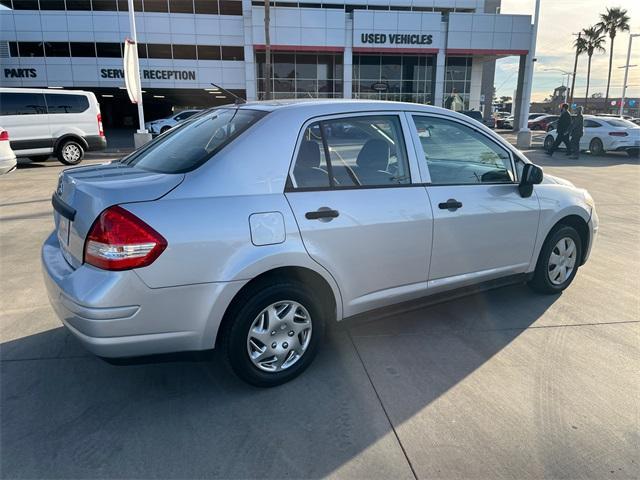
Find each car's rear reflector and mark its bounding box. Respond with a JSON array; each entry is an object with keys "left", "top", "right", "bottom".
[
  {"left": 0, "top": 130, "right": 9, "bottom": 141},
  {"left": 84, "top": 205, "right": 167, "bottom": 271}
]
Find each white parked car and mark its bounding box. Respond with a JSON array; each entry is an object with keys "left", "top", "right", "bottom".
[
  {"left": 544, "top": 116, "right": 640, "bottom": 157},
  {"left": 0, "top": 128, "right": 17, "bottom": 174},
  {"left": 43, "top": 100, "right": 598, "bottom": 386},
  {"left": 0, "top": 87, "right": 106, "bottom": 165},
  {"left": 145, "top": 110, "right": 201, "bottom": 136}
]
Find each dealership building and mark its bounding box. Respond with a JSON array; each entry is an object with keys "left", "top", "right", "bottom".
[{"left": 0, "top": 0, "right": 534, "bottom": 127}]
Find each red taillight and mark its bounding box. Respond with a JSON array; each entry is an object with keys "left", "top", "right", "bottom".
[
  {"left": 97, "top": 113, "right": 104, "bottom": 137},
  {"left": 0, "top": 130, "right": 8, "bottom": 141},
  {"left": 609, "top": 131, "right": 628, "bottom": 137},
  {"left": 84, "top": 206, "right": 167, "bottom": 271}
]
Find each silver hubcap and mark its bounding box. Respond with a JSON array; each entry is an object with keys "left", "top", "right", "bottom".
[
  {"left": 63, "top": 144, "right": 81, "bottom": 162},
  {"left": 246, "top": 301, "right": 312, "bottom": 372},
  {"left": 548, "top": 237, "right": 577, "bottom": 285}
]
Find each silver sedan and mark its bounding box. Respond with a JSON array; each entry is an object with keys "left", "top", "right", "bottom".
[{"left": 43, "top": 100, "right": 598, "bottom": 386}]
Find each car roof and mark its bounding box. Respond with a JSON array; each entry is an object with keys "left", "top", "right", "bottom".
[{"left": 231, "top": 98, "right": 451, "bottom": 114}]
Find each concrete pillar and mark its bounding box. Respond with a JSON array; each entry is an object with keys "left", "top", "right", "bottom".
[
  {"left": 343, "top": 15, "right": 353, "bottom": 99},
  {"left": 242, "top": 4, "right": 257, "bottom": 101},
  {"left": 512, "top": 54, "right": 526, "bottom": 131},
  {"left": 469, "top": 57, "right": 483, "bottom": 111},
  {"left": 434, "top": 49, "right": 446, "bottom": 107},
  {"left": 481, "top": 59, "right": 496, "bottom": 121}
]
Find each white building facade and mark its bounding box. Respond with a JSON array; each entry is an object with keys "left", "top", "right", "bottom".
[{"left": 0, "top": 0, "right": 533, "bottom": 125}]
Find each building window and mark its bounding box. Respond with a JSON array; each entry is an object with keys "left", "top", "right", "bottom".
[
  {"left": 444, "top": 56, "right": 472, "bottom": 111},
  {"left": 221, "top": 46, "right": 244, "bottom": 61},
  {"left": 256, "top": 52, "right": 343, "bottom": 100},
  {"left": 44, "top": 41, "right": 71, "bottom": 57},
  {"left": 147, "top": 43, "right": 172, "bottom": 59},
  {"left": 143, "top": 0, "right": 168, "bottom": 12},
  {"left": 353, "top": 54, "right": 435, "bottom": 104},
  {"left": 11, "top": 0, "right": 39, "bottom": 9},
  {"left": 169, "top": 0, "right": 194, "bottom": 13},
  {"left": 70, "top": 42, "right": 96, "bottom": 57},
  {"left": 218, "top": 0, "right": 241, "bottom": 15},
  {"left": 197, "top": 45, "right": 221, "bottom": 60},
  {"left": 92, "top": 0, "right": 118, "bottom": 10},
  {"left": 172, "top": 44, "right": 197, "bottom": 60},
  {"left": 65, "top": 0, "right": 91, "bottom": 10},
  {"left": 9, "top": 42, "right": 19, "bottom": 57},
  {"left": 194, "top": 0, "right": 218, "bottom": 14},
  {"left": 39, "top": 0, "right": 67, "bottom": 9},
  {"left": 17, "top": 42, "right": 44, "bottom": 57},
  {"left": 95, "top": 42, "right": 122, "bottom": 58}
]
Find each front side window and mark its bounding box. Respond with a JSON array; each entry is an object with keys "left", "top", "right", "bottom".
[
  {"left": 412, "top": 115, "right": 514, "bottom": 185},
  {"left": 120, "top": 108, "right": 266, "bottom": 174},
  {"left": 291, "top": 115, "right": 410, "bottom": 188}
]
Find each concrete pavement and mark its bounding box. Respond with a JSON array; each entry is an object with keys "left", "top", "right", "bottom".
[{"left": 1, "top": 149, "right": 638, "bottom": 479}]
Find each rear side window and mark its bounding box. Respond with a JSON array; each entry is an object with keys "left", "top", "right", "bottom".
[
  {"left": 584, "top": 120, "right": 601, "bottom": 128},
  {"left": 291, "top": 115, "right": 410, "bottom": 189},
  {"left": 120, "top": 108, "right": 267, "bottom": 174},
  {"left": 45, "top": 94, "right": 90, "bottom": 114},
  {"left": 0, "top": 92, "right": 47, "bottom": 115},
  {"left": 605, "top": 119, "right": 637, "bottom": 128}
]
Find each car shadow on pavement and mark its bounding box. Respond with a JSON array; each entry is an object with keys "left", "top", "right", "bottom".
[{"left": 1, "top": 283, "right": 558, "bottom": 479}]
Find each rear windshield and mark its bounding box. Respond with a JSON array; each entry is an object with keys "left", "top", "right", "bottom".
[
  {"left": 605, "top": 118, "right": 638, "bottom": 129},
  {"left": 121, "top": 108, "right": 267, "bottom": 173}
]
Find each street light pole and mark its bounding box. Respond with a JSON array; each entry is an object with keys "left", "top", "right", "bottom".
[
  {"left": 619, "top": 33, "right": 639, "bottom": 117},
  {"left": 127, "top": 0, "right": 147, "bottom": 137}
]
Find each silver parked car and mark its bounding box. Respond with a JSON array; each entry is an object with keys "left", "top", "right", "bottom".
[{"left": 43, "top": 100, "right": 598, "bottom": 386}]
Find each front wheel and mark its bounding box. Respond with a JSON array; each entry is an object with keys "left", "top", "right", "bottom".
[
  {"left": 627, "top": 148, "right": 639, "bottom": 158},
  {"left": 589, "top": 138, "right": 604, "bottom": 156},
  {"left": 57, "top": 140, "right": 84, "bottom": 165},
  {"left": 220, "top": 281, "right": 325, "bottom": 387},
  {"left": 528, "top": 225, "right": 582, "bottom": 294}
]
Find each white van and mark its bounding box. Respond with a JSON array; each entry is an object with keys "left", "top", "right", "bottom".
[{"left": 0, "top": 88, "right": 106, "bottom": 165}]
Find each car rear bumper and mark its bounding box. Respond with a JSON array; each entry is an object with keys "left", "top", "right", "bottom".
[
  {"left": 0, "top": 154, "right": 17, "bottom": 174},
  {"left": 41, "top": 231, "right": 245, "bottom": 358}
]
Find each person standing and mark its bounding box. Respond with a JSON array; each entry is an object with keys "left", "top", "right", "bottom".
[
  {"left": 546, "top": 103, "right": 572, "bottom": 156},
  {"left": 568, "top": 107, "right": 584, "bottom": 159}
]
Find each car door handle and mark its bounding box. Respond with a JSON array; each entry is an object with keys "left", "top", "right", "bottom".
[
  {"left": 305, "top": 208, "right": 340, "bottom": 220},
  {"left": 438, "top": 199, "right": 463, "bottom": 211}
]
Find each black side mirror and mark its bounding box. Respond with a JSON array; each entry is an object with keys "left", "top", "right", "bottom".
[{"left": 519, "top": 163, "right": 543, "bottom": 197}]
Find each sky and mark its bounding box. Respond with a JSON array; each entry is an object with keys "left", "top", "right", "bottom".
[{"left": 495, "top": 0, "right": 640, "bottom": 102}]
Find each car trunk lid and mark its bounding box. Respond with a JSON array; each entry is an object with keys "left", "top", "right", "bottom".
[{"left": 52, "top": 161, "right": 184, "bottom": 268}]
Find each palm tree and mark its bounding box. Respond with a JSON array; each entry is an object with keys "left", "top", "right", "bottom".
[
  {"left": 576, "top": 27, "right": 606, "bottom": 112},
  {"left": 597, "top": 7, "right": 630, "bottom": 106}
]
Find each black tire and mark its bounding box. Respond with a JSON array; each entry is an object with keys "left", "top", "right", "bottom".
[
  {"left": 544, "top": 135, "right": 554, "bottom": 151},
  {"left": 220, "top": 280, "right": 326, "bottom": 387},
  {"left": 528, "top": 225, "right": 582, "bottom": 294},
  {"left": 57, "top": 139, "right": 84, "bottom": 165},
  {"left": 30, "top": 155, "right": 50, "bottom": 162},
  {"left": 589, "top": 138, "right": 604, "bottom": 156},
  {"left": 160, "top": 126, "right": 171, "bottom": 134},
  {"left": 627, "top": 148, "right": 639, "bottom": 158}
]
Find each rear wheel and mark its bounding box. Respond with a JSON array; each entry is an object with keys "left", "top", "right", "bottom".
[
  {"left": 160, "top": 126, "right": 171, "bottom": 134},
  {"left": 220, "top": 281, "right": 325, "bottom": 387},
  {"left": 30, "top": 155, "right": 50, "bottom": 162},
  {"left": 544, "top": 135, "right": 554, "bottom": 151},
  {"left": 57, "top": 140, "right": 84, "bottom": 165},
  {"left": 528, "top": 225, "right": 582, "bottom": 294},
  {"left": 589, "top": 138, "right": 604, "bottom": 156}
]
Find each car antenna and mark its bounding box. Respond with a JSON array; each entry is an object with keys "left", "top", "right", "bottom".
[{"left": 210, "top": 83, "right": 246, "bottom": 105}]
